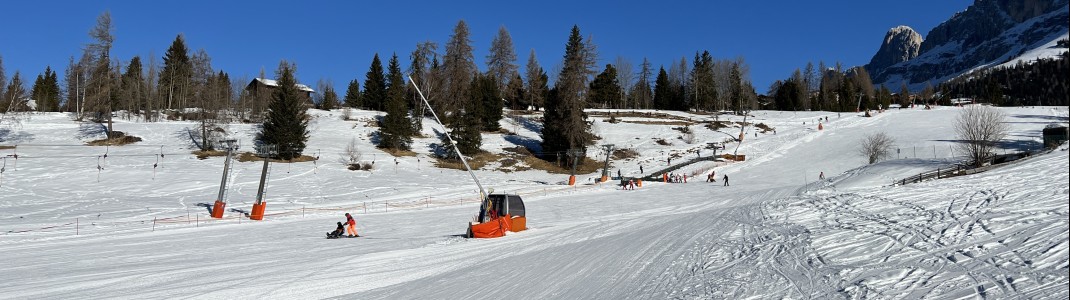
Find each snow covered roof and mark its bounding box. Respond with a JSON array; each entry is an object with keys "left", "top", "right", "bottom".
[{"left": 252, "top": 78, "right": 315, "bottom": 93}]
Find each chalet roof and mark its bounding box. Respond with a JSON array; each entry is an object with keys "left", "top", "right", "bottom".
[{"left": 251, "top": 78, "right": 315, "bottom": 93}]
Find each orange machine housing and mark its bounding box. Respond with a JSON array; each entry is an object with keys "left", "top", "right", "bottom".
[{"left": 211, "top": 200, "right": 226, "bottom": 218}]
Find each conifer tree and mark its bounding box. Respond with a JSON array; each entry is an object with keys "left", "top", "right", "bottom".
[
  {"left": 362, "top": 53, "right": 386, "bottom": 111},
  {"left": 2, "top": 72, "right": 26, "bottom": 112},
  {"left": 442, "top": 20, "right": 476, "bottom": 123},
  {"left": 505, "top": 73, "right": 525, "bottom": 110},
  {"left": 320, "top": 84, "right": 338, "bottom": 110},
  {"left": 652, "top": 67, "right": 672, "bottom": 110},
  {"left": 588, "top": 64, "right": 621, "bottom": 108},
  {"left": 443, "top": 75, "right": 483, "bottom": 157},
  {"left": 474, "top": 73, "right": 502, "bottom": 131},
  {"left": 159, "top": 34, "right": 191, "bottom": 111},
  {"left": 631, "top": 58, "right": 654, "bottom": 109},
  {"left": 258, "top": 61, "right": 309, "bottom": 160},
  {"left": 0, "top": 55, "right": 6, "bottom": 100},
  {"left": 542, "top": 25, "right": 594, "bottom": 166},
  {"left": 486, "top": 25, "right": 518, "bottom": 96},
  {"left": 343, "top": 79, "right": 361, "bottom": 108},
  {"left": 524, "top": 50, "right": 547, "bottom": 111},
  {"left": 378, "top": 53, "right": 413, "bottom": 151}
]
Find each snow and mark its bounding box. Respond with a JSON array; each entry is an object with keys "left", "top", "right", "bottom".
[
  {"left": 254, "top": 78, "right": 315, "bottom": 93},
  {"left": 1, "top": 106, "right": 1067, "bottom": 299}
]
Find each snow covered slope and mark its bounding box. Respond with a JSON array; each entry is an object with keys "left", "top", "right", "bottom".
[{"left": 0, "top": 106, "right": 1066, "bottom": 299}]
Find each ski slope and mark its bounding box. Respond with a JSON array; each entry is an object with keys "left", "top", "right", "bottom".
[{"left": 1, "top": 106, "right": 1067, "bottom": 299}]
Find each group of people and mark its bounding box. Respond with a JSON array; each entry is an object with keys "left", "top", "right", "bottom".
[
  {"left": 620, "top": 178, "right": 637, "bottom": 190},
  {"left": 327, "top": 212, "right": 359, "bottom": 238},
  {"left": 701, "top": 171, "right": 727, "bottom": 185},
  {"left": 666, "top": 172, "right": 687, "bottom": 183}
]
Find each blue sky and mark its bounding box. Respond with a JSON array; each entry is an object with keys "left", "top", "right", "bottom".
[{"left": 1, "top": 0, "right": 972, "bottom": 94}]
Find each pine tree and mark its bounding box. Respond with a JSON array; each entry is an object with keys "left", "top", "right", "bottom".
[
  {"left": 378, "top": 54, "right": 413, "bottom": 151},
  {"left": 486, "top": 25, "right": 518, "bottom": 96},
  {"left": 0, "top": 55, "right": 6, "bottom": 100},
  {"left": 442, "top": 20, "right": 476, "bottom": 123},
  {"left": 2, "top": 72, "right": 25, "bottom": 112},
  {"left": 541, "top": 25, "right": 594, "bottom": 166},
  {"left": 691, "top": 51, "right": 717, "bottom": 111},
  {"left": 122, "top": 57, "right": 148, "bottom": 114},
  {"left": 445, "top": 74, "right": 483, "bottom": 157},
  {"left": 474, "top": 73, "right": 502, "bottom": 131},
  {"left": 321, "top": 84, "right": 338, "bottom": 110},
  {"left": 652, "top": 67, "right": 672, "bottom": 110},
  {"left": 362, "top": 53, "right": 386, "bottom": 111},
  {"left": 524, "top": 49, "right": 547, "bottom": 111},
  {"left": 588, "top": 64, "right": 621, "bottom": 109},
  {"left": 258, "top": 61, "right": 309, "bottom": 160},
  {"left": 505, "top": 73, "right": 526, "bottom": 110},
  {"left": 158, "top": 34, "right": 191, "bottom": 111},
  {"left": 631, "top": 58, "right": 654, "bottom": 109},
  {"left": 343, "top": 79, "right": 361, "bottom": 108}
]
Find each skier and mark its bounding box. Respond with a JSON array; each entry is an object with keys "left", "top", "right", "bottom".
[
  {"left": 617, "top": 169, "right": 622, "bottom": 179},
  {"left": 327, "top": 222, "right": 345, "bottom": 238},
  {"left": 683, "top": 174, "right": 687, "bottom": 183},
  {"left": 344, "top": 213, "right": 359, "bottom": 237},
  {"left": 819, "top": 171, "right": 825, "bottom": 180},
  {"left": 640, "top": 165, "right": 644, "bottom": 175},
  {"left": 723, "top": 174, "right": 729, "bottom": 186}
]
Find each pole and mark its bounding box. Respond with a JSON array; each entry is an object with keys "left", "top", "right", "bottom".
[
  {"left": 217, "top": 147, "right": 233, "bottom": 203},
  {"left": 152, "top": 217, "right": 156, "bottom": 232},
  {"left": 196, "top": 214, "right": 199, "bottom": 227},
  {"left": 76, "top": 218, "right": 79, "bottom": 235},
  {"left": 254, "top": 154, "right": 270, "bottom": 205},
  {"left": 600, "top": 144, "right": 614, "bottom": 180},
  {"left": 408, "top": 76, "right": 487, "bottom": 200}
]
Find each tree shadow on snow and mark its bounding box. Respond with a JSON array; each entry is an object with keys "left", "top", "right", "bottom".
[
  {"left": 513, "top": 115, "right": 543, "bottom": 134},
  {"left": 0, "top": 128, "right": 34, "bottom": 143},
  {"left": 76, "top": 123, "right": 108, "bottom": 140},
  {"left": 1010, "top": 114, "right": 1069, "bottom": 122},
  {"left": 504, "top": 134, "right": 542, "bottom": 153}
]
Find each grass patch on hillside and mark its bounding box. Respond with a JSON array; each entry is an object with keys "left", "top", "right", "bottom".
[
  {"left": 86, "top": 131, "right": 142, "bottom": 146},
  {"left": 519, "top": 156, "right": 601, "bottom": 174},
  {"left": 754, "top": 122, "right": 774, "bottom": 133},
  {"left": 433, "top": 152, "right": 500, "bottom": 170},
  {"left": 624, "top": 120, "right": 693, "bottom": 126},
  {"left": 192, "top": 150, "right": 227, "bottom": 159},
  {"left": 380, "top": 148, "right": 417, "bottom": 157},
  {"left": 612, "top": 148, "right": 639, "bottom": 160},
  {"left": 0, "top": 145, "right": 15, "bottom": 150},
  {"left": 237, "top": 152, "right": 318, "bottom": 163}
]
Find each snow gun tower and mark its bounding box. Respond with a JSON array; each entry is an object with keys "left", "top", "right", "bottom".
[
  {"left": 211, "top": 139, "right": 239, "bottom": 219},
  {"left": 249, "top": 144, "right": 277, "bottom": 220},
  {"left": 408, "top": 76, "right": 526, "bottom": 238}
]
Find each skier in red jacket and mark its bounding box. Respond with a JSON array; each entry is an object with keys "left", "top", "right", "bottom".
[{"left": 344, "top": 213, "right": 359, "bottom": 237}]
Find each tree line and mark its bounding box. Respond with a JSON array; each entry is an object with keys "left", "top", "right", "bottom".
[{"left": 1, "top": 13, "right": 772, "bottom": 166}]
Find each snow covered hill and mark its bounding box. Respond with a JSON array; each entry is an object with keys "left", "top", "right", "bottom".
[{"left": 0, "top": 106, "right": 1066, "bottom": 299}]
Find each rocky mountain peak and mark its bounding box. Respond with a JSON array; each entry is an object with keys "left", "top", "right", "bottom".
[{"left": 866, "top": 26, "right": 923, "bottom": 72}]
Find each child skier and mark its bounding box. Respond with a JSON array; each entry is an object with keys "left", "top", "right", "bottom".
[
  {"left": 344, "top": 213, "right": 359, "bottom": 237},
  {"left": 327, "top": 222, "right": 345, "bottom": 238}
]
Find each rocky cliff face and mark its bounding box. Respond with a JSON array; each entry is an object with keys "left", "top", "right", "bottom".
[
  {"left": 865, "top": 0, "right": 1069, "bottom": 90},
  {"left": 867, "top": 26, "right": 923, "bottom": 73}
]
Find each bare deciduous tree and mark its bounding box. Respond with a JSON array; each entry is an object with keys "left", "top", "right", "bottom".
[
  {"left": 859, "top": 131, "right": 895, "bottom": 164},
  {"left": 955, "top": 105, "right": 1009, "bottom": 167}
]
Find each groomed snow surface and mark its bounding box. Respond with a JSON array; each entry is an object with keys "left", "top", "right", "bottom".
[{"left": 1, "top": 106, "right": 1067, "bottom": 299}]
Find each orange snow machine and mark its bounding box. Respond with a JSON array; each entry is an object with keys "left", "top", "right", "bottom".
[{"left": 468, "top": 194, "right": 526, "bottom": 238}]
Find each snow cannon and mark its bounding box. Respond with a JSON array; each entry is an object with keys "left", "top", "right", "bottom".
[
  {"left": 568, "top": 175, "right": 576, "bottom": 186},
  {"left": 467, "top": 194, "right": 526, "bottom": 238}
]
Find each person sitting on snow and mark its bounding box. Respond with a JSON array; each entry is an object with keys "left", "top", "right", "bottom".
[{"left": 327, "top": 222, "right": 345, "bottom": 238}]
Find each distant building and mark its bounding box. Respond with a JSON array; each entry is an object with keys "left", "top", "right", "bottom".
[
  {"left": 245, "top": 78, "right": 315, "bottom": 100},
  {"left": 950, "top": 98, "right": 973, "bottom": 105}
]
